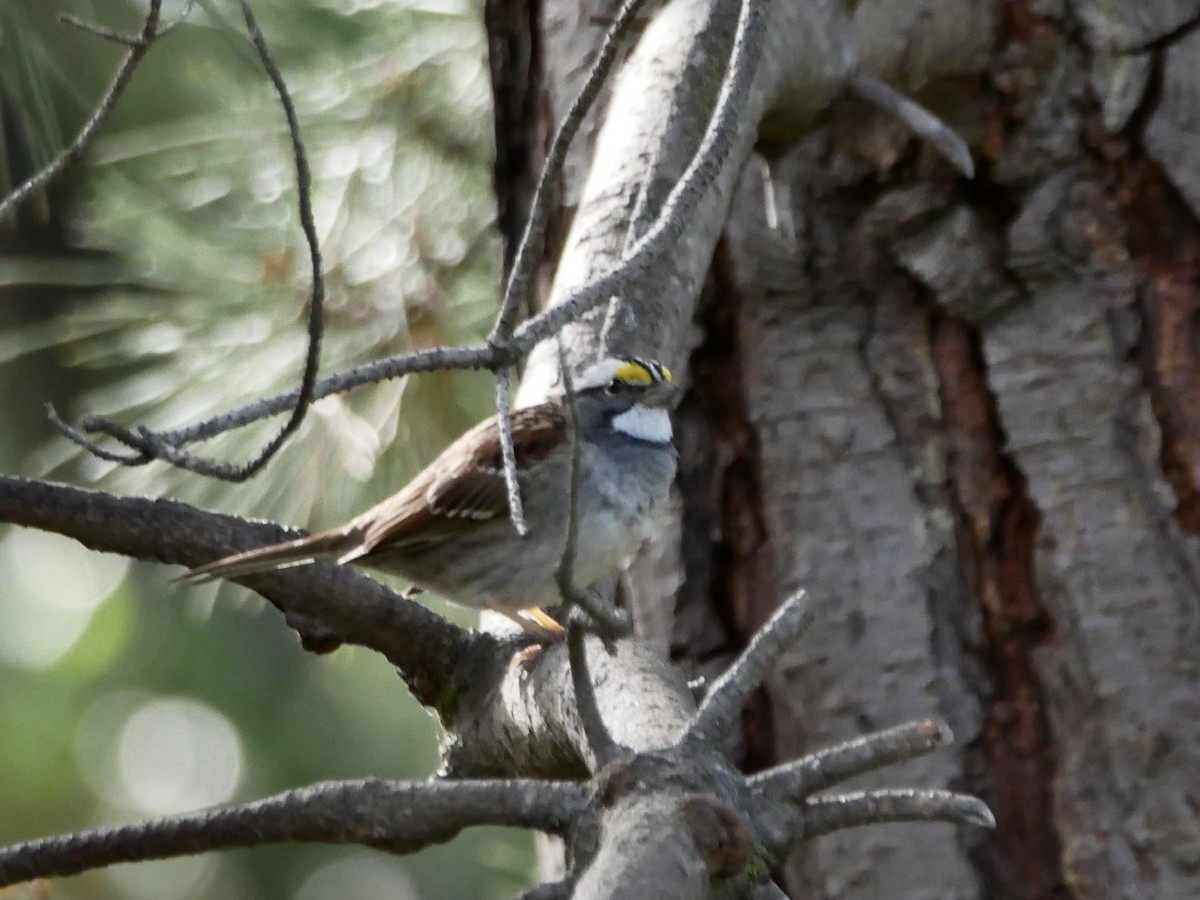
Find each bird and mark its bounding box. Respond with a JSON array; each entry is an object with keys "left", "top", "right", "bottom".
[{"left": 180, "top": 356, "right": 678, "bottom": 637}]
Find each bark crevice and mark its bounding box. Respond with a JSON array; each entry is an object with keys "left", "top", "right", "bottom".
[
  {"left": 1120, "top": 158, "right": 1200, "bottom": 535},
  {"left": 931, "top": 313, "right": 1069, "bottom": 900},
  {"left": 676, "top": 238, "right": 778, "bottom": 774}
]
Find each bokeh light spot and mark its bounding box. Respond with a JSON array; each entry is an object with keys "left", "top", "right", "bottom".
[
  {"left": 116, "top": 696, "right": 244, "bottom": 815},
  {"left": 0, "top": 528, "right": 128, "bottom": 669},
  {"left": 295, "top": 852, "right": 418, "bottom": 900}
]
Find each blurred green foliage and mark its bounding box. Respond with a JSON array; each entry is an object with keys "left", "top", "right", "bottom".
[{"left": 0, "top": 1, "right": 534, "bottom": 898}]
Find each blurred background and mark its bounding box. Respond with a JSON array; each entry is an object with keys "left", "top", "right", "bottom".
[{"left": 0, "top": 0, "right": 533, "bottom": 896}]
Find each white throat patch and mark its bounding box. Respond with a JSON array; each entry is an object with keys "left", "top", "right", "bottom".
[{"left": 611, "top": 405, "right": 672, "bottom": 444}]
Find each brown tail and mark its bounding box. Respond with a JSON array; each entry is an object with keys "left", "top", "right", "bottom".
[{"left": 176, "top": 527, "right": 363, "bottom": 585}]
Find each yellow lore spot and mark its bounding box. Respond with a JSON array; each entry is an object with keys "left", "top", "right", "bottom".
[
  {"left": 613, "top": 359, "right": 672, "bottom": 385},
  {"left": 613, "top": 361, "right": 653, "bottom": 385}
]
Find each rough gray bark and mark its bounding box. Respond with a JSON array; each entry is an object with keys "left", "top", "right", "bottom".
[{"left": 511, "top": 0, "right": 1200, "bottom": 897}]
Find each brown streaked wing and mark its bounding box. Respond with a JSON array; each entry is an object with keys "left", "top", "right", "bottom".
[{"left": 357, "top": 402, "right": 566, "bottom": 552}]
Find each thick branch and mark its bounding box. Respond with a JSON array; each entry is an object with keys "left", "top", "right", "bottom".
[
  {"left": 0, "top": 475, "right": 474, "bottom": 707},
  {"left": 0, "top": 778, "right": 584, "bottom": 887},
  {"left": 444, "top": 637, "right": 694, "bottom": 777},
  {"left": 572, "top": 796, "right": 710, "bottom": 900}
]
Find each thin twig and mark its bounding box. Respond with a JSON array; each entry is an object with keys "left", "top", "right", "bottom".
[
  {"left": 46, "top": 405, "right": 151, "bottom": 465},
  {"left": 56, "top": 340, "right": 487, "bottom": 465},
  {"left": 0, "top": 778, "right": 585, "bottom": 888},
  {"left": 88, "top": 343, "right": 499, "bottom": 447},
  {"left": 682, "top": 589, "right": 811, "bottom": 747},
  {"left": 58, "top": 14, "right": 143, "bottom": 46},
  {"left": 850, "top": 74, "right": 975, "bottom": 178},
  {"left": 568, "top": 625, "right": 624, "bottom": 769},
  {"left": 494, "top": 368, "right": 529, "bottom": 535},
  {"left": 489, "top": 0, "right": 651, "bottom": 342},
  {"left": 748, "top": 719, "right": 952, "bottom": 800},
  {"left": 169, "top": 0, "right": 326, "bottom": 481},
  {"left": 799, "top": 789, "right": 996, "bottom": 840},
  {"left": 555, "top": 346, "right": 584, "bottom": 603},
  {"left": 0, "top": 1, "right": 163, "bottom": 221}
]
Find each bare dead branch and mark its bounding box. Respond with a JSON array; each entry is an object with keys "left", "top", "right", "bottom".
[
  {"left": 755, "top": 787, "right": 994, "bottom": 859},
  {"left": 849, "top": 74, "right": 975, "bottom": 178},
  {"left": 91, "top": 343, "right": 500, "bottom": 448},
  {"left": 798, "top": 789, "right": 996, "bottom": 840},
  {"left": 489, "top": 0, "right": 652, "bottom": 340},
  {"left": 46, "top": 405, "right": 153, "bottom": 465},
  {"left": 747, "top": 719, "right": 952, "bottom": 800},
  {"left": 0, "top": 1, "right": 163, "bottom": 221},
  {"left": 0, "top": 778, "right": 585, "bottom": 888},
  {"left": 0, "top": 503, "right": 993, "bottom": 895},
  {"left": 682, "top": 589, "right": 811, "bottom": 747},
  {"left": 0, "top": 474, "right": 475, "bottom": 707},
  {"left": 441, "top": 637, "right": 694, "bottom": 778}
]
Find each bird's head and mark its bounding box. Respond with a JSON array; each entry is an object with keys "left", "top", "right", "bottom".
[
  {"left": 576, "top": 357, "right": 674, "bottom": 405},
  {"left": 574, "top": 357, "right": 676, "bottom": 445}
]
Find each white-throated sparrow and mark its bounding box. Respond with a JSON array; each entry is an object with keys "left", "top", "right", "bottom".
[{"left": 181, "top": 357, "right": 677, "bottom": 635}]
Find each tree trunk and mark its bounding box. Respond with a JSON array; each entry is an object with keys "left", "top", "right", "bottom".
[{"left": 494, "top": 1, "right": 1200, "bottom": 897}]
